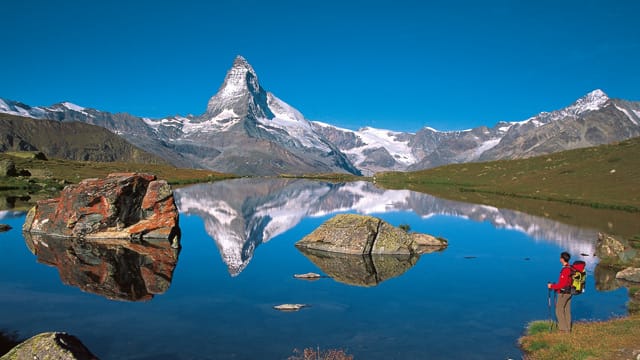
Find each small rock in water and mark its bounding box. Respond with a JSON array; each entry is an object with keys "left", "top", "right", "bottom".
[
  {"left": 293, "top": 272, "right": 322, "bottom": 280},
  {"left": 273, "top": 304, "right": 308, "bottom": 312},
  {"left": 0, "top": 224, "right": 11, "bottom": 232},
  {"left": 463, "top": 256, "right": 477, "bottom": 259}
]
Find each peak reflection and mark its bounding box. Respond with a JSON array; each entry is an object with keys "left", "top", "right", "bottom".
[{"left": 174, "top": 179, "right": 597, "bottom": 276}]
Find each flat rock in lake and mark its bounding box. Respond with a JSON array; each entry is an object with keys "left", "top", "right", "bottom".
[
  {"left": 273, "top": 303, "right": 308, "bottom": 311},
  {"left": 0, "top": 224, "right": 11, "bottom": 232},
  {"left": 293, "top": 272, "right": 322, "bottom": 280}
]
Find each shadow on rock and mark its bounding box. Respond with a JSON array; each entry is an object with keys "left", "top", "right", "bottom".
[{"left": 24, "top": 233, "right": 180, "bottom": 301}]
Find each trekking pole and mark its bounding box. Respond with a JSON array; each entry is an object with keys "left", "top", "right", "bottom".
[{"left": 547, "top": 288, "right": 552, "bottom": 331}]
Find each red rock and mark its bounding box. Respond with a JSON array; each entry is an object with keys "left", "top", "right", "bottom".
[{"left": 23, "top": 173, "right": 180, "bottom": 246}]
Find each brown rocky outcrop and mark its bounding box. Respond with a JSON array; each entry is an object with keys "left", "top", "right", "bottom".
[
  {"left": 295, "top": 214, "right": 447, "bottom": 255},
  {"left": 616, "top": 267, "right": 640, "bottom": 283},
  {"left": 24, "top": 233, "right": 179, "bottom": 301},
  {"left": 0, "top": 332, "right": 97, "bottom": 360},
  {"left": 22, "top": 173, "right": 180, "bottom": 245},
  {"left": 596, "top": 233, "right": 633, "bottom": 262},
  {"left": 595, "top": 233, "right": 640, "bottom": 312}
]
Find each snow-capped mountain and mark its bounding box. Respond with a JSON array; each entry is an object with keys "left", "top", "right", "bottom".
[
  {"left": 174, "top": 178, "right": 598, "bottom": 275},
  {"left": 141, "top": 56, "right": 358, "bottom": 175},
  {"left": 313, "top": 89, "right": 640, "bottom": 174},
  {"left": 0, "top": 56, "right": 359, "bottom": 176},
  {"left": 479, "top": 90, "right": 640, "bottom": 161},
  {"left": 1, "top": 55, "right": 639, "bottom": 175}
]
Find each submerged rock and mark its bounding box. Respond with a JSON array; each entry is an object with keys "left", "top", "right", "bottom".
[
  {"left": 0, "top": 332, "right": 98, "bottom": 360},
  {"left": 22, "top": 173, "right": 180, "bottom": 245},
  {"left": 296, "top": 214, "right": 447, "bottom": 255},
  {"left": 0, "top": 224, "right": 10, "bottom": 232}
]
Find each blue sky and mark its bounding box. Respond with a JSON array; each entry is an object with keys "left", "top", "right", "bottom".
[{"left": 1, "top": 0, "right": 639, "bottom": 132}]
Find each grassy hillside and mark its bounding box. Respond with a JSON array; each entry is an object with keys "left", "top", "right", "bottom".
[
  {"left": 376, "top": 137, "right": 640, "bottom": 237},
  {"left": 0, "top": 153, "right": 236, "bottom": 210},
  {"left": 0, "top": 113, "right": 166, "bottom": 164}
]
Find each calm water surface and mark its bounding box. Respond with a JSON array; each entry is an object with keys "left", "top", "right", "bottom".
[{"left": 0, "top": 179, "right": 629, "bottom": 359}]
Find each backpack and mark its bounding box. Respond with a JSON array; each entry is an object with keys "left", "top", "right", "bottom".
[{"left": 565, "top": 260, "right": 586, "bottom": 295}]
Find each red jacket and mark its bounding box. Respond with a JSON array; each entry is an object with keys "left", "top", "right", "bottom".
[{"left": 550, "top": 265, "right": 572, "bottom": 293}]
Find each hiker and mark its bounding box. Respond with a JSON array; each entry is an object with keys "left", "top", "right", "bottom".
[{"left": 548, "top": 251, "right": 573, "bottom": 331}]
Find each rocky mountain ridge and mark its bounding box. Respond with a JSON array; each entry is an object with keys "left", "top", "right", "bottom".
[
  {"left": 314, "top": 89, "right": 640, "bottom": 174},
  {"left": 0, "top": 112, "right": 166, "bottom": 164},
  {"left": 1, "top": 56, "right": 639, "bottom": 175}
]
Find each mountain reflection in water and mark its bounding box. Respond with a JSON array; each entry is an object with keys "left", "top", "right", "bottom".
[
  {"left": 23, "top": 233, "right": 180, "bottom": 301},
  {"left": 174, "top": 178, "right": 598, "bottom": 275}
]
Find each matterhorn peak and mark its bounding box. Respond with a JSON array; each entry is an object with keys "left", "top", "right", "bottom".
[{"left": 205, "top": 55, "right": 273, "bottom": 120}]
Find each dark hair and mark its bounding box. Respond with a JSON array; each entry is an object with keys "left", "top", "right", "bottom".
[{"left": 560, "top": 252, "right": 571, "bottom": 262}]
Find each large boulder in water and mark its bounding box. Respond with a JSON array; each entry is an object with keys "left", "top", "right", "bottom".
[
  {"left": 0, "top": 332, "right": 97, "bottom": 360},
  {"left": 22, "top": 173, "right": 180, "bottom": 245},
  {"left": 296, "top": 214, "right": 447, "bottom": 255}
]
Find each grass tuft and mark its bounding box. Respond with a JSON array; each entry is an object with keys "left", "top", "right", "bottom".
[{"left": 526, "top": 320, "right": 554, "bottom": 335}]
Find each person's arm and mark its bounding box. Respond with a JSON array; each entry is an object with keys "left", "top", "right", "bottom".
[{"left": 549, "top": 267, "right": 571, "bottom": 290}]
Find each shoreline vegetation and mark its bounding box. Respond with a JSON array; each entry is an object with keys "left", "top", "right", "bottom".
[
  {"left": 375, "top": 137, "right": 640, "bottom": 238},
  {"left": 519, "top": 314, "right": 640, "bottom": 360}
]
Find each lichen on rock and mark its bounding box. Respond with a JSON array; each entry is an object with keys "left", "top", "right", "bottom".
[
  {"left": 0, "top": 332, "right": 98, "bottom": 360},
  {"left": 296, "top": 214, "right": 446, "bottom": 255}
]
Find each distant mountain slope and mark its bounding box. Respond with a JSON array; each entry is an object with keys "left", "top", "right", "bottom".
[
  {"left": 0, "top": 113, "right": 166, "bottom": 164},
  {"left": 377, "top": 136, "right": 640, "bottom": 212},
  {"left": 479, "top": 90, "right": 640, "bottom": 161},
  {"left": 314, "top": 90, "right": 640, "bottom": 174}
]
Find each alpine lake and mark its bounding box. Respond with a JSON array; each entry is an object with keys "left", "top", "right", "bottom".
[{"left": 0, "top": 178, "right": 634, "bottom": 359}]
